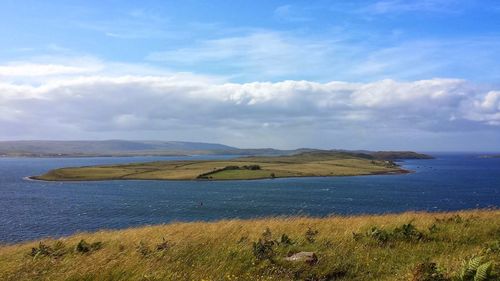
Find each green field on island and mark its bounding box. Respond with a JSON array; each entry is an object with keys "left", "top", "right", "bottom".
[{"left": 31, "top": 151, "right": 420, "bottom": 181}]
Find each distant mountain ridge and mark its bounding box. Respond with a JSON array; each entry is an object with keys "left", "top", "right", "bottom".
[
  {"left": 0, "top": 140, "right": 237, "bottom": 157},
  {"left": 0, "top": 140, "right": 432, "bottom": 159}
]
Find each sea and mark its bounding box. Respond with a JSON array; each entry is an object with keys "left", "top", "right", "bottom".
[{"left": 0, "top": 153, "right": 498, "bottom": 243}]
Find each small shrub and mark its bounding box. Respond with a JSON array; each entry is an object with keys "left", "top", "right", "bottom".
[
  {"left": 155, "top": 238, "right": 169, "bottom": 252},
  {"left": 412, "top": 261, "right": 448, "bottom": 281},
  {"left": 30, "top": 242, "right": 53, "bottom": 258},
  {"left": 30, "top": 241, "right": 67, "bottom": 259},
  {"left": 280, "top": 234, "right": 293, "bottom": 246},
  {"left": 367, "top": 226, "right": 390, "bottom": 245},
  {"left": 393, "top": 223, "right": 424, "bottom": 242},
  {"left": 75, "top": 240, "right": 88, "bottom": 253},
  {"left": 355, "top": 223, "right": 427, "bottom": 246},
  {"left": 51, "top": 241, "right": 67, "bottom": 257},
  {"left": 352, "top": 232, "right": 364, "bottom": 241},
  {"left": 305, "top": 228, "right": 319, "bottom": 243},
  {"left": 252, "top": 228, "right": 276, "bottom": 261},
  {"left": 252, "top": 239, "right": 275, "bottom": 261},
  {"left": 262, "top": 228, "right": 272, "bottom": 241},
  {"left": 75, "top": 239, "right": 102, "bottom": 253}
]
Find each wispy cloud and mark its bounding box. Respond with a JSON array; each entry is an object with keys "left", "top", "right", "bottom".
[
  {"left": 273, "top": 5, "right": 312, "bottom": 22},
  {"left": 74, "top": 9, "right": 176, "bottom": 39},
  {"left": 146, "top": 31, "right": 500, "bottom": 83},
  {"left": 350, "top": 38, "right": 500, "bottom": 82},
  {"left": 366, "top": 0, "right": 466, "bottom": 14},
  {"left": 147, "top": 31, "right": 338, "bottom": 81}
]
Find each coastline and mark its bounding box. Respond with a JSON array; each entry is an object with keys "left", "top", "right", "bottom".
[
  {"left": 27, "top": 168, "right": 412, "bottom": 182},
  {"left": 28, "top": 151, "right": 419, "bottom": 182}
]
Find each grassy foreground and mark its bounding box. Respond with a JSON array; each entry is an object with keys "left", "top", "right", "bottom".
[
  {"left": 1, "top": 210, "right": 499, "bottom": 281},
  {"left": 32, "top": 152, "right": 407, "bottom": 181}
]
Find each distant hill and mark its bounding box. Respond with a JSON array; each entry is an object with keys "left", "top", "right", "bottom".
[
  {"left": 0, "top": 140, "right": 433, "bottom": 159},
  {"left": 279, "top": 150, "right": 433, "bottom": 160},
  {"left": 369, "top": 151, "right": 434, "bottom": 160},
  {"left": 0, "top": 140, "right": 237, "bottom": 157}
]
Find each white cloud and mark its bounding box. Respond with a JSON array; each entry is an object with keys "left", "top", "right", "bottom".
[
  {"left": 0, "top": 64, "right": 498, "bottom": 149},
  {"left": 462, "top": 91, "right": 500, "bottom": 125}
]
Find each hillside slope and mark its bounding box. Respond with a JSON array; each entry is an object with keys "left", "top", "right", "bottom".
[{"left": 0, "top": 210, "right": 498, "bottom": 281}]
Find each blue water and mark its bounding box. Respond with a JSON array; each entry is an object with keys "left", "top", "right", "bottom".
[{"left": 0, "top": 154, "right": 498, "bottom": 243}]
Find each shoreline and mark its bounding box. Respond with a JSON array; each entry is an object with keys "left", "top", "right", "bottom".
[{"left": 0, "top": 207, "right": 493, "bottom": 245}]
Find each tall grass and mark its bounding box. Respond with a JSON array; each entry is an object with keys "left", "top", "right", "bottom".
[{"left": 0, "top": 210, "right": 498, "bottom": 280}]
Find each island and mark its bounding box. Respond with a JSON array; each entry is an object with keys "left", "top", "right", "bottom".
[
  {"left": 31, "top": 151, "right": 432, "bottom": 181},
  {"left": 479, "top": 154, "right": 500, "bottom": 158}
]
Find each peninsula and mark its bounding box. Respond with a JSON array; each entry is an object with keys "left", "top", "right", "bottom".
[{"left": 32, "top": 151, "right": 431, "bottom": 181}]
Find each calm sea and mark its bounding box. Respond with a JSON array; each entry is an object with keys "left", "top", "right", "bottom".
[{"left": 0, "top": 153, "right": 498, "bottom": 243}]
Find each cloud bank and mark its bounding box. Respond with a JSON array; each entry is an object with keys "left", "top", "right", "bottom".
[{"left": 1, "top": 65, "right": 499, "bottom": 150}]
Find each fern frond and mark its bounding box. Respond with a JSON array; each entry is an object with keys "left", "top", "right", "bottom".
[
  {"left": 468, "top": 256, "right": 484, "bottom": 271},
  {"left": 458, "top": 259, "right": 469, "bottom": 279},
  {"left": 474, "top": 262, "right": 492, "bottom": 281}
]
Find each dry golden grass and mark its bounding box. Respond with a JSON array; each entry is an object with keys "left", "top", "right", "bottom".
[
  {"left": 0, "top": 210, "right": 498, "bottom": 281},
  {"left": 33, "top": 153, "right": 403, "bottom": 181}
]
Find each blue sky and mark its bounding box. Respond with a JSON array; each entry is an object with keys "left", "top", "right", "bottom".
[
  {"left": 1, "top": 0, "right": 500, "bottom": 150},
  {"left": 2, "top": 0, "right": 500, "bottom": 82}
]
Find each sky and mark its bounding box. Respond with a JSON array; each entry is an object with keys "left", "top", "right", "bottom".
[{"left": 1, "top": 0, "right": 500, "bottom": 151}]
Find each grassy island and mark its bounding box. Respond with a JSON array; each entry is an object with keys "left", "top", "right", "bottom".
[
  {"left": 31, "top": 151, "right": 424, "bottom": 181},
  {"left": 0, "top": 210, "right": 498, "bottom": 281}
]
